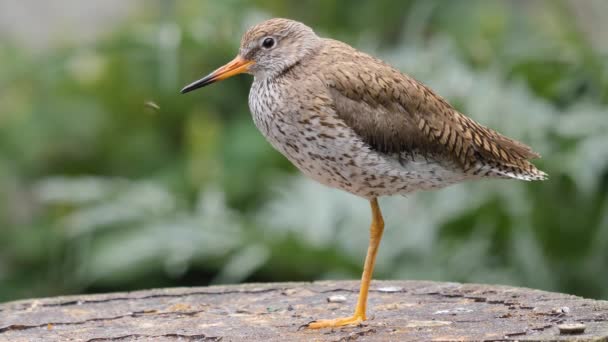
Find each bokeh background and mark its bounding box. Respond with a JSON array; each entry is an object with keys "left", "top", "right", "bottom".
[{"left": 1, "top": 0, "right": 607, "bottom": 303}]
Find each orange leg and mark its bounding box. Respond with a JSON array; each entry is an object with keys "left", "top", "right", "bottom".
[{"left": 304, "top": 198, "right": 385, "bottom": 329}]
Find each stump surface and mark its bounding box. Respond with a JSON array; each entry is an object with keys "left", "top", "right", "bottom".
[{"left": 1, "top": 280, "right": 608, "bottom": 341}]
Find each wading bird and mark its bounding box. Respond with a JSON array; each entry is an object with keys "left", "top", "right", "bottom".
[{"left": 181, "top": 18, "right": 546, "bottom": 329}]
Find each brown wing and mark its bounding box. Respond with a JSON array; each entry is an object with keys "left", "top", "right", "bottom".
[{"left": 318, "top": 39, "right": 544, "bottom": 179}]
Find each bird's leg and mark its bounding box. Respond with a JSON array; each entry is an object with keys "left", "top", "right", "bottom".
[{"left": 304, "top": 198, "right": 385, "bottom": 329}]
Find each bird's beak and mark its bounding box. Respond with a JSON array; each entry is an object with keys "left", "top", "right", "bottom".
[{"left": 180, "top": 56, "right": 254, "bottom": 94}]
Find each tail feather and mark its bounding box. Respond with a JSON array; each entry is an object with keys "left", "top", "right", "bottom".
[{"left": 474, "top": 160, "right": 547, "bottom": 181}]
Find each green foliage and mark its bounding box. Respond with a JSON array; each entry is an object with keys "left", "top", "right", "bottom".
[{"left": 0, "top": 0, "right": 607, "bottom": 302}]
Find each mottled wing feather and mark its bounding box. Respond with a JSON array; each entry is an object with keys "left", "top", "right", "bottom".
[{"left": 319, "top": 39, "right": 545, "bottom": 179}]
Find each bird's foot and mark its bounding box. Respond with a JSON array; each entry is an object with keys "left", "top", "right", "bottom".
[{"left": 300, "top": 314, "right": 365, "bottom": 330}]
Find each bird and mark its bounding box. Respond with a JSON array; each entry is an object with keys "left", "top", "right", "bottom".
[{"left": 181, "top": 18, "right": 547, "bottom": 329}]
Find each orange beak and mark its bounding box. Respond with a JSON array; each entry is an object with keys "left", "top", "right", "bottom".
[{"left": 181, "top": 56, "right": 254, "bottom": 94}]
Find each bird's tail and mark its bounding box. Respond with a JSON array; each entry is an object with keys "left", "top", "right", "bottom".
[{"left": 474, "top": 159, "right": 548, "bottom": 181}]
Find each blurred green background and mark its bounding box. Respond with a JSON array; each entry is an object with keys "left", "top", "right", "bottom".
[{"left": 1, "top": 0, "right": 607, "bottom": 303}]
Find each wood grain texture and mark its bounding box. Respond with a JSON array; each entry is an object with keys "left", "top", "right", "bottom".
[{"left": 2, "top": 280, "right": 607, "bottom": 341}]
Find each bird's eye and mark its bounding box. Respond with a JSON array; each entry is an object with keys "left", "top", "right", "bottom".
[{"left": 262, "top": 37, "right": 275, "bottom": 49}]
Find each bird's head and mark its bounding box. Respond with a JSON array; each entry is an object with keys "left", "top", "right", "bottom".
[{"left": 181, "top": 18, "right": 321, "bottom": 94}]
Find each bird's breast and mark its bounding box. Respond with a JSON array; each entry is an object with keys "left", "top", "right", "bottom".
[
  {"left": 248, "top": 79, "right": 283, "bottom": 138},
  {"left": 249, "top": 79, "right": 373, "bottom": 195}
]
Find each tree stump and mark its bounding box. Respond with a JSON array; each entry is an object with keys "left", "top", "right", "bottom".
[{"left": 1, "top": 280, "right": 607, "bottom": 341}]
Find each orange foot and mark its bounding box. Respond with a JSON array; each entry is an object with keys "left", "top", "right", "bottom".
[{"left": 301, "top": 314, "right": 366, "bottom": 330}]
